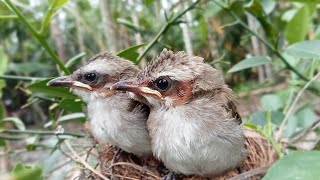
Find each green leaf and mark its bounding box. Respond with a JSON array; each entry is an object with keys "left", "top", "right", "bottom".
[
  {"left": 58, "top": 112, "right": 86, "bottom": 123},
  {"left": 285, "top": 5, "right": 310, "bottom": 44},
  {"left": 251, "top": 111, "right": 285, "bottom": 126},
  {"left": 143, "top": 0, "right": 154, "bottom": 6},
  {"left": 116, "top": 44, "right": 146, "bottom": 62},
  {"left": 285, "top": 40, "right": 320, "bottom": 58},
  {"left": 58, "top": 99, "right": 83, "bottom": 112},
  {"left": 244, "top": 0, "right": 277, "bottom": 43},
  {"left": 12, "top": 163, "right": 42, "bottom": 180},
  {"left": 1, "top": 117, "right": 26, "bottom": 130},
  {"left": 65, "top": 52, "right": 86, "bottom": 69},
  {"left": 264, "top": 151, "right": 320, "bottom": 180},
  {"left": 27, "top": 79, "right": 76, "bottom": 99},
  {"left": 296, "top": 107, "right": 316, "bottom": 129},
  {"left": 50, "top": 0, "right": 69, "bottom": 8},
  {"left": 260, "top": 94, "right": 283, "bottom": 111},
  {"left": 228, "top": 56, "right": 271, "bottom": 73}
]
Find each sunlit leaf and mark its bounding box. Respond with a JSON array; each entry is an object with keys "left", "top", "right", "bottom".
[
  {"left": 285, "top": 40, "right": 320, "bottom": 58},
  {"left": 27, "top": 79, "right": 76, "bottom": 99},
  {"left": 264, "top": 151, "right": 320, "bottom": 180},
  {"left": 12, "top": 163, "right": 42, "bottom": 180},
  {"left": 50, "top": 0, "right": 69, "bottom": 8},
  {"left": 285, "top": 5, "right": 310, "bottom": 44},
  {"left": 116, "top": 44, "right": 146, "bottom": 62},
  {"left": 228, "top": 56, "right": 271, "bottom": 73},
  {"left": 1, "top": 117, "right": 26, "bottom": 130}
]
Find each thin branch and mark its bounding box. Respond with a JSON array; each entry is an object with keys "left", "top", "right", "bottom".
[
  {"left": 110, "top": 162, "right": 161, "bottom": 179},
  {"left": 227, "top": 166, "right": 270, "bottom": 180},
  {"left": 2, "top": 129, "right": 85, "bottom": 138},
  {"left": 0, "top": 75, "right": 47, "bottom": 81},
  {"left": 276, "top": 71, "right": 320, "bottom": 141},
  {"left": 136, "top": 0, "right": 200, "bottom": 63},
  {"left": 213, "top": 0, "right": 309, "bottom": 81},
  {"left": 3, "top": 0, "right": 70, "bottom": 75},
  {"left": 288, "top": 119, "right": 320, "bottom": 145},
  {"left": 64, "top": 140, "right": 109, "bottom": 180}
]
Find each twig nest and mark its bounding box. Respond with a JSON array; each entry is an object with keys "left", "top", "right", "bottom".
[{"left": 94, "top": 128, "right": 278, "bottom": 180}]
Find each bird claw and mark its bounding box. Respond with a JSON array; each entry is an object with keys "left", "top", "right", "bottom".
[{"left": 161, "top": 171, "right": 177, "bottom": 180}]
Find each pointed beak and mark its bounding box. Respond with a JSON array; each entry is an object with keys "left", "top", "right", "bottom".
[
  {"left": 111, "top": 79, "right": 163, "bottom": 99},
  {"left": 47, "top": 76, "right": 92, "bottom": 90}
]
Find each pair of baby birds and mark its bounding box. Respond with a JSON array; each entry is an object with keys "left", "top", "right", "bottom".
[{"left": 48, "top": 49, "right": 247, "bottom": 179}]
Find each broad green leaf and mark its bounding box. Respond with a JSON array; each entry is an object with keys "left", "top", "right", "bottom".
[
  {"left": 1, "top": 117, "right": 26, "bottom": 130},
  {"left": 296, "top": 107, "right": 316, "bottom": 129},
  {"left": 228, "top": 56, "right": 271, "bottom": 73},
  {"left": 65, "top": 52, "right": 86, "bottom": 69},
  {"left": 58, "top": 112, "right": 86, "bottom": 123},
  {"left": 264, "top": 151, "right": 320, "bottom": 180},
  {"left": 260, "top": 94, "right": 283, "bottom": 111},
  {"left": 285, "top": 40, "right": 320, "bottom": 58},
  {"left": 58, "top": 99, "right": 83, "bottom": 112},
  {"left": 251, "top": 111, "right": 285, "bottom": 126},
  {"left": 12, "top": 163, "right": 42, "bottom": 180},
  {"left": 27, "top": 79, "right": 76, "bottom": 99},
  {"left": 116, "top": 44, "right": 146, "bottom": 62},
  {"left": 285, "top": 5, "right": 310, "bottom": 44}
]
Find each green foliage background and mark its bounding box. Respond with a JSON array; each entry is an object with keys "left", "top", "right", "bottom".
[{"left": 0, "top": 0, "right": 320, "bottom": 179}]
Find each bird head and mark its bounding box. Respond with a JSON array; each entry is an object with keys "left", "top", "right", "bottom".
[
  {"left": 48, "top": 52, "right": 139, "bottom": 102},
  {"left": 111, "top": 49, "right": 225, "bottom": 108}
]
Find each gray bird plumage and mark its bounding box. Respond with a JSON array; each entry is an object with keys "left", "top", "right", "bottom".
[
  {"left": 48, "top": 52, "right": 152, "bottom": 156},
  {"left": 112, "top": 49, "right": 247, "bottom": 177}
]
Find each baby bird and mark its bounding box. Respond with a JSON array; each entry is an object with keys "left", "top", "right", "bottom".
[
  {"left": 48, "top": 52, "right": 152, "bottom": 156},
  {"left": 111, "top": 49, "right": 247, "bottom": 178}
]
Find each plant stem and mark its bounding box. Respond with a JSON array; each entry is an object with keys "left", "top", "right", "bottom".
[
  {"left": 276, "top": 71, "right": 320, "bottom": 141},
  {"left": 3, "top": 0, "right": 70, "bottom": 75},
  {"left": 0, "top": 75, "right": 47, "bottom": 81},
  {"left": 136, "top": 0, "right": 200, "bottom": 63},
  {"left": 2, "top": 129, "right": 85, "bottom": 138},
  {"left": 214, "top": 0, "right": 309, "bottom": 81}
]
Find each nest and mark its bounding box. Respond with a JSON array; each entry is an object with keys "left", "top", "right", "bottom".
[{"left": 89, "top": 128, "right": 278, "bottom": 180}]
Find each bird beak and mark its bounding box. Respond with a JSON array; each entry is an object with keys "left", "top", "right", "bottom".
[
  {"left": 47, "top": 76, "right": 92, "bottom": 90},
  {"left": 111, "top": 79, "right": 163, "bottom": 99}
]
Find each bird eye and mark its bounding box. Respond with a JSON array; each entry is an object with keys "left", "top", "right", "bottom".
[
  {"left": 155, "top": 77, "right": 171, "bottom": 91},
  {"left": 84, "top": 72, "right": 97, "bottom": 82}
]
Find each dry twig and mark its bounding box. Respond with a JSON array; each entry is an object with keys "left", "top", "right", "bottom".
[{"left": 64, "top": 140, "right": 109, "bottom": 180}]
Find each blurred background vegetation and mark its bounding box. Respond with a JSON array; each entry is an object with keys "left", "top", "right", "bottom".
[{"left": 0, "top": 0, "right": 320, "bottom": 179}]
